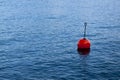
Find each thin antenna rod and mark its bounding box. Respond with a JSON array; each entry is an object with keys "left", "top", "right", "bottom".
[{"left": 84, "top": 22, "right": 87, "bottom": 38}]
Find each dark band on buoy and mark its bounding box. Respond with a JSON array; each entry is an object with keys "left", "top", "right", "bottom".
[{"left": 77, "top": 48, "right": 90, "bottom": 55}]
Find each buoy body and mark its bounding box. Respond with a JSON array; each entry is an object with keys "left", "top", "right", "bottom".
[
  {"left": 77, "top": 38, "right": 90, "bottom": 49},
  {"left": 77, "top": 22, "right": 91, "bottom": 55},
  {"left": 77, "top": 38, "right": 91, "bottom": 55}
]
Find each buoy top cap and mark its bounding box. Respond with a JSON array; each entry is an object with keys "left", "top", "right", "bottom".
[{"left": 83, "top": 38, "right": 86, "bottom": 40}]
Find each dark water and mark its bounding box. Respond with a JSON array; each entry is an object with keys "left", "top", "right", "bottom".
[{"left": 0, "top": 0, "right": 120, "bottom": 80}]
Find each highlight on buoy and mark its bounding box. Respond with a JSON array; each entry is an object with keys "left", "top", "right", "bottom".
[{"left": 77, "top": 22, "right": 91, "bottom": 55}]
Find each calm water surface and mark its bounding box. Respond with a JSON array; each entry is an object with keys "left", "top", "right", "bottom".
[{"left": 0, "top": 0, "right": 120, "bottom": 80}]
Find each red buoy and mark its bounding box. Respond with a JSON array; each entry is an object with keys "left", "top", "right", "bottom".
[
  {"left": 77, "top": 38, "right": 90, "bottom": 49},
  {"left": 77, "top": 22, "right": 91, "bottom": 55}
]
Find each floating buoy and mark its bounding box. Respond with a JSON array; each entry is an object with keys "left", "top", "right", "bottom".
[
  {"left": 77, "top": 38, "right": 90, "bottom": 49},
  {"left": 77, "top": 22, "right": 91, "bottom": 55}
]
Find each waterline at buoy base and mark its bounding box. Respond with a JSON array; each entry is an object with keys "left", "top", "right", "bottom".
[{"left": 77, "top": 48, "right": 90, "bottom": 55}]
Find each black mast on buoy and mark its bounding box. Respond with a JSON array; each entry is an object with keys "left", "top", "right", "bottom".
[{"left": 83, "top": 22, "right": 87, "bottom": 39}]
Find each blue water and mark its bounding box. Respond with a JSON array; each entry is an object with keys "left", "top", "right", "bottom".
[{"left": 0, "top": 0, "right": 120, "bottom": 80}]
